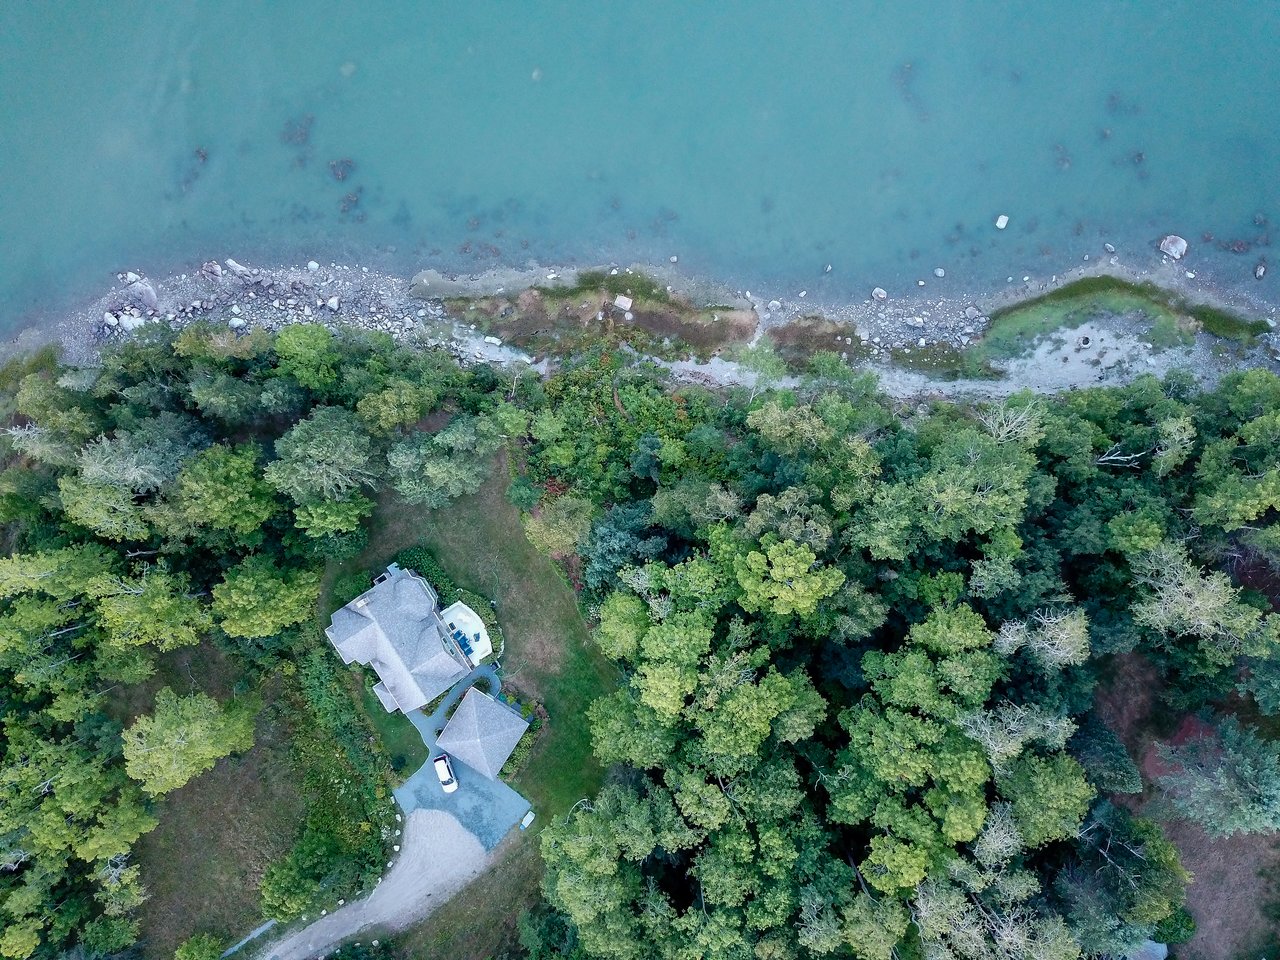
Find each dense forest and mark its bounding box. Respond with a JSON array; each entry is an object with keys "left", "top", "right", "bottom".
[{"left": 0, "top": 319, "right": 1278, "bottom": 960}]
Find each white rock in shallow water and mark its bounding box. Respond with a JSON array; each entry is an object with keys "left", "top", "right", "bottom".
[
  {"left": 125, "top": 271, "right": 140, "bottom": 283},
  {"left": 1256, "top": 261, "right": 1267, "bottom": 280},
  {"left": 933, "top": 267, "right": 945, "bottom": 278},
  {"left": 995, "top": 214, "right": 1010, "bottom": 230},
  {"left": 1159, "top": 234, "right": 1188, "bottom": 259},
  {"left": 326, "top": 296, "right": 340, "bottom": 312},
  {"left": 1104, "top": 242, "right": 1116, "bottom": 254},
  {"left": 307, "top": 260, "right": 320, "bottom": 272},
  {"left": 872, "top": 287, "right": 888, "bottom": 301}
]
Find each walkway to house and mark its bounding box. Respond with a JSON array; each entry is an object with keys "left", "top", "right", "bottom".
[{"left": 394, "top": 664, "right": 532, "bottom": 850}]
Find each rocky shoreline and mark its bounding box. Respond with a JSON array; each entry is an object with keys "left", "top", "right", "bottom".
[{"left": 14, "top": 241, "right": 1280, "bottom": 399}]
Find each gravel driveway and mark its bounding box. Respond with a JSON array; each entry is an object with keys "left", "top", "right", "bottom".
[{"left": 257, "top": 810, "right": 491, "bottom": 960}]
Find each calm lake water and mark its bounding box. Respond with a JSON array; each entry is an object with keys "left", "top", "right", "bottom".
[{"left": 2, "top": 1, "right": 1277, "bottom": 330}]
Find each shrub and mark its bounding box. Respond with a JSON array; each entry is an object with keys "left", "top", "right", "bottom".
[
  {"left": 1153, "top": 905, "right": 1196, "bottom": 944},
  {"left": 332, "top": 570, "right": 372, "bottom": 608},
  {"left": 394, "top": 545, "right": 457, "bottom": 596}
]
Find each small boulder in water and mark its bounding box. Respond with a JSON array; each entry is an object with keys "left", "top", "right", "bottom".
[
  {"left": 1256, "top": 260, "right": 1267, "bottom": 281},
  {"left": 933, "top": 267, "right": 945, "bottom": 278},
  {"left": 872, "top": 287, "right": 888, "bottom": 301},
  {"left": 1159, "top": 235, "right": 1188, "bottom": 260},
  {"left": 995, "top": 214, "right": 1010, "bottom": 230}
]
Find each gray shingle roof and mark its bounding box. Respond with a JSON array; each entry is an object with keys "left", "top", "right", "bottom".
[
  {"left": 325, "top": 565, "right": 468, "bottom": 712},
  {"left": 436, "top": 687, "right": 530, "bottom": 779}
]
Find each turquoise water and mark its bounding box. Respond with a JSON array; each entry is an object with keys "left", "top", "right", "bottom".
[{"left": 2, "top": 1, "right": 1277, "bottom": 330}]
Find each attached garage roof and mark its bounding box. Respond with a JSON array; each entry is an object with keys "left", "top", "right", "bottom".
[{"left": 436, "top": 687, "right": 530, "bottom": 780}]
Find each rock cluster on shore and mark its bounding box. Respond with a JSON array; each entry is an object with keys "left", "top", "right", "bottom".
[{"left": 61, "top": 243, "right": 1278, "bottom": 398}]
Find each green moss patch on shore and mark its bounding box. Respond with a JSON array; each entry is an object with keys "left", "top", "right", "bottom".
[{"left": 985, "top": 276, "right": 1269, "bottom": 353}]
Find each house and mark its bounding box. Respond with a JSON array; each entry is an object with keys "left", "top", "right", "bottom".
[
  {"left": 325, "top": 563, "right": 493, "bottom": 714},
  {"left": 436, "top": 686, "right": 530, "bottom": 780}
]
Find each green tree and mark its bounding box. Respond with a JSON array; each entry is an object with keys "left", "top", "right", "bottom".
[
  {"left": 88, "top": 565, "right": 212, "bottom": 651},
  {"left": 293, "top": 493, "right": 375, "bottom": 538},
  {"left": 1156, "top": 716, "right": 1280, "bottom": 836},
  {"left": 122, "top": 688, "right": 255, "bottom": 795},
  {"left": 524, "top": 496, "right": 595, "bottom": 558},
  {"left": 175, "top": 933, "right": 226, "bottom": 960},
  {"left": 265, "top": 407, "right": 379, "bottom": 503},
  {"left": 386, "top": 414, "right": 503, "bottom": 507},
  {"left": 212, "top": 556, "right": 320, "bottom": 639},
  {"left": 733, "top": 537, "right": 845, "bottom": 618},
  {"left": 57, "top": 475, "right": 149, "bottom": 541},
  {"left": 158, "top": 443, "right": 278, "bottom": 541},
  {"left": 274, "top": 324, "right": 340, "bottom": 391},
  {"left": 999, "top": 753, "right": 1094, "bottom": 848}
]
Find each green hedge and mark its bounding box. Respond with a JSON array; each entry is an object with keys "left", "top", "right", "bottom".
[{"left": 394, "top": 546, "right": 457, "bottom": 596}]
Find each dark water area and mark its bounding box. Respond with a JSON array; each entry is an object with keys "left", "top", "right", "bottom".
[{"left": 2, "top": 1, "right": 1278, "bottom": 333}]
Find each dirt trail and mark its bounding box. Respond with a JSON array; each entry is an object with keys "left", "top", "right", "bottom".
[{"left": 258, "top": 810, "right": 492, "bottom": 960}]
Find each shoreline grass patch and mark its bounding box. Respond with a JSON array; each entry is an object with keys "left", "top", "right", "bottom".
[{"left": 985, "top": 275, "right": 1268, "bottom": 352}]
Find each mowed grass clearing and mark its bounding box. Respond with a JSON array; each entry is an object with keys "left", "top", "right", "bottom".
[{"left": 332, "top": 449, "right": 614, "bottom": 960}]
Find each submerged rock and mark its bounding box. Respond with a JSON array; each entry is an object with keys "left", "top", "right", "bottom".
[
  {"left": 1159, "top": 234, "right": 1188, "bottom": 259},
  {"left": 872, "top": 287, "right": 888, "bottom": 301},
  {"left": 995, "top": 214, "right": 1010, "bottom": 230},
  {"left": 1256, "top": 260, "right": 1267, "bottom": 280},
  {"left": 933, "top": 267, "right": 945, "bottom": 278}
]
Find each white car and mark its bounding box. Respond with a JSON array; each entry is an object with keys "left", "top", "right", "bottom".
[{"left": 433, "top": 754, "right": 458, "bottom": 793}]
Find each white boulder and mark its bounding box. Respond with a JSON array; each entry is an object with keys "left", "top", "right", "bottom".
[
  {"left": 872, "top": 287, "right": 888, "bottom": 301},
  {"left": 327, "top": 296, "right": 341, "bottom": 312},
  {"left": 1159, "top": 235, "right": 1188, "bottom": 260},
  {"left": 995, "top": 214, "right": 1010, "bottom": 230},
  {"left": 307, "top": 260, "right": 320, "bottom": 272}
]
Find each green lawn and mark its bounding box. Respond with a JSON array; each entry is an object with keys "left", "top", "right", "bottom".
[{"left": 332, "top": 450, "right": 614, "bottom": 960}]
